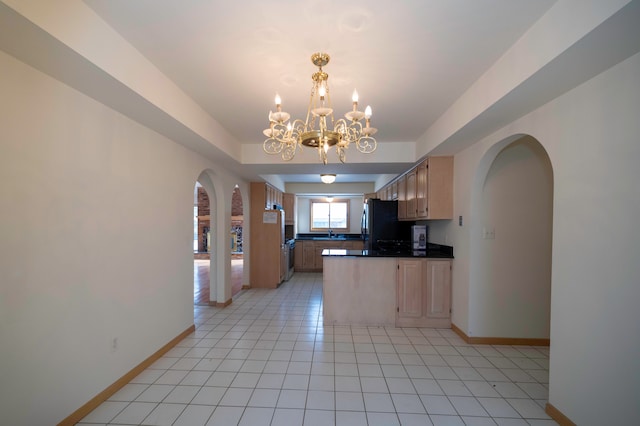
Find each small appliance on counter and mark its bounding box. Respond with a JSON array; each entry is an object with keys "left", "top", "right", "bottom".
[{"left": 412, "top": 225, "right": 428, "bottom": 250}]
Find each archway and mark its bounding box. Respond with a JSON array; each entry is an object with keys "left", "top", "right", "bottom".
[
  {"left": 230, "top": 185, "right": 244, "bottom": 296},
  {"left": 469, "top": 135, "right": 553, "bottom": 340},
  {"left": 193, "top": 181, "right": 212, "bottom": 305},
  {"left": 192, "top": 171, "right": 222, "bottom": 306}
]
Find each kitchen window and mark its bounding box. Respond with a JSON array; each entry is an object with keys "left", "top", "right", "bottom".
[{"left": 310, "top": 199, "right": 349, "bottom": 231}]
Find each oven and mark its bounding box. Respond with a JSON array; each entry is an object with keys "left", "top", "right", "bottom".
[{"left": 285, "top": 239, "right": 295, "bottom": 281}]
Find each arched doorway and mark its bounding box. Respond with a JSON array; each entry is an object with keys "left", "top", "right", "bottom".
[
  {"left": 230, "top": 185, "right": 244, "bottom": 296},
  {"left": 469, "top": 135, "right": 553, "bottom": 340},
  {"left": 193, "top": 181, "right": 212, "bottom": 305}
]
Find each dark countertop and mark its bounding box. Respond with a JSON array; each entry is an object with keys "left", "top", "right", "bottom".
[
  {"left": 322, "top": 243, "right": 454, "bottom": 259},
  {"left": 296, "top": 233, "right": 362, "bottom": 241}
]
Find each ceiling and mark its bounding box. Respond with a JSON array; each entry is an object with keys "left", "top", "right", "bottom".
[{"left": 21, "top": 1, "right": 559, "bottom": 185}]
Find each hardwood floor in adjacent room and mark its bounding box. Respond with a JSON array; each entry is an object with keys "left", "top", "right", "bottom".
[{"left": 194, "top": 258, "right": 244, "bottom": 305}]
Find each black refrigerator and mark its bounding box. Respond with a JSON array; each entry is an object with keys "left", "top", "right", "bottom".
[{"left": 361, "top": 199, "right": 412, "bottom": 250}]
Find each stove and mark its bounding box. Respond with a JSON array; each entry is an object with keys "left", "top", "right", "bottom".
[
  {"left": 375, "top": 239, "right": 411, "bottom": 253},
  {"left": 285, "top": 239, "right": 295, "bottom": 280}
]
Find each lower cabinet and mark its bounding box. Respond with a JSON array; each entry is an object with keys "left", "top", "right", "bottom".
[
  {"left": 296, "top": 240, "right": 364, "bottom": 272},
  {"left": 302, "top": 242, "right": 316, "bottom": 271},
  {"left": 396, "top": 259, "right": 451, "bottom": 328}
]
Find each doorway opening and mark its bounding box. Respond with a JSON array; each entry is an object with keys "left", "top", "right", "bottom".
[
  {"left": 194, "top": 181, "right": 212, "bottom": 305},
  {"left": 471, "top": 135, "right": 553, "bottom": 340},
  {"left": 231, "top": 185, "right": 244, "bottom": 296}
]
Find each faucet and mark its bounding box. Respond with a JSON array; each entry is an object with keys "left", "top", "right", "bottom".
[{"left": 328, "top": 229, "right": 333, "bottom": 238}]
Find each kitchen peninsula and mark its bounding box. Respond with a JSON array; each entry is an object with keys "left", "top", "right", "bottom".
[{"left": 322, "top": 244, "right": 453, "bottom": 328}]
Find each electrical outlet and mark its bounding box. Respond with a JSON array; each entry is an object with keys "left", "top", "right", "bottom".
[{"left": 482, "top": 227, "right": 495, "bottom": 239}]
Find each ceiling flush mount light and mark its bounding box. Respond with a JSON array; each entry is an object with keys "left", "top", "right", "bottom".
[
  {"left": 263, "top": 52, "right": 377, "bottom": 164},
  {"left": 320, "top": 174, "right": 336, "bottom": 184}
]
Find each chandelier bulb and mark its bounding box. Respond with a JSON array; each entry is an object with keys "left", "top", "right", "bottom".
[
  {"left": 275, "top": 93, "right": 282, "bottom": 110},
  {"left": 365, "top": 105, "right": 372, "bottom": 119},
  {"left": 352, "top": 89, "right": 359, "bottom": 103},
  {"left": 319, "top": 85, "right": 326, "bottom": 99}
]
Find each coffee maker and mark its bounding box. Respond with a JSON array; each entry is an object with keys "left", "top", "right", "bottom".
[{"left": 412, "top": 225, "right": 427, "bottom": 250}]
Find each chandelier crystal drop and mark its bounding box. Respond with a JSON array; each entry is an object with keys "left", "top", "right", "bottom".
[{"left": 263, "top": 53, "right": 377, "bottom": 164}]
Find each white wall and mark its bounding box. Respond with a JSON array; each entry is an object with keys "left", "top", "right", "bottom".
[
  {"left": 446, "top": 52, "right": 640, "bottom": 425},
  {"left": 0, "top": 51, "right": 241, "bottom": 424}
]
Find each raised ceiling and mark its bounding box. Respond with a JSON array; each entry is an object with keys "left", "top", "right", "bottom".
[{"left": 82, "top": 0, "right": 556, "bottom": 184}]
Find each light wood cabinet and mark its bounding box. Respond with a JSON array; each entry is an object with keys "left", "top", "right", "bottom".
[
  {"left": 250, "top": 182, "right": 285, "bottom": 289},
  {"left": 397, "top": 175, "right": 407, "bottom": 220},
  {"left": 259, "top": 182, "right": 284, "bottom": 210},
  {"left": 426, "top": 260, "right": 452, "bottom": 319},
  {"left": 416, "top": 161, "right": 428, "bottom": 218},
  {"left": 302, "top": 241, "right": 315, "bottom": 271},
  {"left": 396, "top": 258, "right": 451, "bottom": 327},
  {"left": 420, "top": 156, "right": 454, "bottom": 219},
  {"left": 405, "top": 169, "right": 417, "bottom": 219},
  {"left": 391, "top": 180, "right": 398, "bottom": 200},
  {"left": 283, "top": 193, "right": 295, "bottom": 225},
  {"left": 314, "top": 246, "right": 325, "bottom": 270},
  {"left": 375, "top": 156, "right": 453, "bottom": 221},
  {"left": 396, "top": 259, "right": 427, "bottom": 325},
  {"left": 295, "top": 239, "right": 364, "bottom": 272},
  {"left": 294, "top": 242, "right": 304, "bottom": 271},
  {"left": 345, "top": 240, "right": 364, "bottom": 250},
  {"left": 323, "top": 256, "right": 452, "bottom": 328}
]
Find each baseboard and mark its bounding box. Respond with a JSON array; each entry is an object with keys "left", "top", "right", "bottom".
[
  {"left": 545, "top": 402, "right": 577, "bottom": 426},
  {"left": 451, "top": 323, "right": 550, "bottom": 346},
  {"left": 58, "top": 324, "right": 195, "bottom": 426},
  {"left": 241, "top": 285, "right": 251, "bottom": 290},
  {"left": 216, "top": 297, "right": 232, "bottom": 307}
]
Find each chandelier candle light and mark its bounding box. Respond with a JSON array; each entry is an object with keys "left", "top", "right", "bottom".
[{"left": 263, "top": 53, "right": 377, "bottom": 164}]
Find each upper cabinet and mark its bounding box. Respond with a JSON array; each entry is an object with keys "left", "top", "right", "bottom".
[
  {"left": 397, "top": 175, "right": 407, "bottom": 220},
  {"left": 377, "top": 156, "right": 453, "bottom": 220},
  {"left": 420, "top": 156, "right": 453, "bottom": 220},
  {"left": 283, "top": 193, "right": 295, "bottom": 225},
  {"left": 253, "top": 182, "right": 284, "bottom": 211}
]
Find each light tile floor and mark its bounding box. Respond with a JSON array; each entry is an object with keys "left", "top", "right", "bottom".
[{"left": 78, "top": 273, "right": 557, "bottom": 425}]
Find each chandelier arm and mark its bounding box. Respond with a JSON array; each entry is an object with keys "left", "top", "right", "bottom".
[
  {"left": 356, "top": 136, "right": 377, "bottom": 154},
  {"left": 282, "top": 142, "right": 297, "bottom": 161},
  {"left": 263, "top": 138, "right": 285, "bottom": 155}
]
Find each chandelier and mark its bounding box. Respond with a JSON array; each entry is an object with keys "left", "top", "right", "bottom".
[{"left": 263, "top": 53, "right": 377, "bottom": 164}]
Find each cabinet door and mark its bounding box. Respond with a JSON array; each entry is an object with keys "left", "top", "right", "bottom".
[
  {"left": 314, "top": 246, "right": 324, "bottom": 270},
  {"left": 397, "top": 259, "right": 426, "bottom": 321},
  {"left": 283, "top": 193, "right": 294, "bottom": 225},
  {"left": 294, "top": 241, "right": 304, "bottom": 271},
  {"left": 405, "top": 169, "right": 417, "bottom": 219},
  {"left": 280, "top": 244, "right": 286, "bottom": 282},
  {"left": 397, "top": 175, "right": 407, "bottom": 220},
  {"left": 416, "top": 161, "right": 428, "bottom": 218},
  {"left": 425, "top": 156, "right": 454, "bottom": 219},
  {"left": 426, "top": 260, "right": 451, "bottom": 319},
  {"left": 303, "top": 242, "right": 315, "bottom": 270}
]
